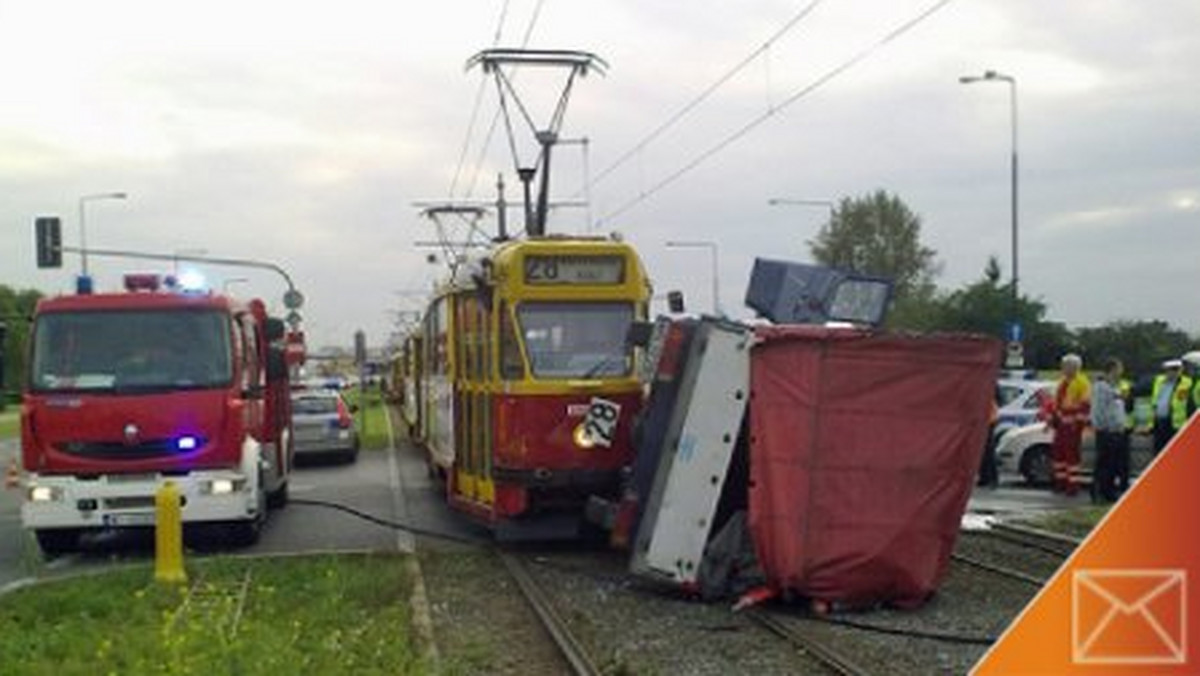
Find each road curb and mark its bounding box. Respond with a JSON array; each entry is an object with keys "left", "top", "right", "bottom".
[{"left": 383, "top": 403, "right": 440, "bottom": 664}]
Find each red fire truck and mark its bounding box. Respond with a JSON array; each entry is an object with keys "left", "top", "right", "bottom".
[{"left": 19, "top": 274, "right": 300, "bottom": 554}]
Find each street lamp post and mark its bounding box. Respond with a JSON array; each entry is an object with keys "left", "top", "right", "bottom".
[
  {"left": 222, "top": 277, "right": 249, "bottom": 294},
  {"left": 173, "top": 248, "right": 209, "bottom": 275},
  {"left": 78, "top": 192, "right": 128, "bottom": 276},
  {"left": 665, "top": 240, "right": 720, "bottom": 315},
  {"left": 766, "top": 197, "right": 836, "bottom": 222},
  {"left": 960, "top": 70, "right": 1019, "bottom": 327}
]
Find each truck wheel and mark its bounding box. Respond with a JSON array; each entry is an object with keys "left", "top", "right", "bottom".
[
  {"left": 35, "top": 529, "right": 81, "bottom": 557},
  {"left": 1020, "top": 444, "right": 1053, "bottom": 487},
  {"left": 268, "top": 480, "right": 289, "bottom": 509}
]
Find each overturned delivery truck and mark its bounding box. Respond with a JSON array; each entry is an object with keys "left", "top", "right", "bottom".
[{"left": 619, "top": 260, "right": 1000, "bottom": 609}]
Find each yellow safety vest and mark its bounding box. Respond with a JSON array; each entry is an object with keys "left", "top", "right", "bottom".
[{"left": 1151, "top": 374, "right": 1193, "bottom": 430}]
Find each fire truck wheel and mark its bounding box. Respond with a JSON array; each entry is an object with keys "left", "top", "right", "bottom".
[{"left": 34, "top": 528, "right": 82, "bottom": 557}]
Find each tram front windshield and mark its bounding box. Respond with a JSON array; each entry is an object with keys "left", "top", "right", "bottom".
[{"left": 517, "top": 302, "right": 634, "bottom": 379}]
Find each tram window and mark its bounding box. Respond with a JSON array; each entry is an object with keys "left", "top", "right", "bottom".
[{"left": 516, "top": 302, "right": 634, "bottom": 379}]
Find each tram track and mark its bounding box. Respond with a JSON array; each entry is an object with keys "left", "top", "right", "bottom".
[
  {"left": 950, "top": 551, "right": 1046, "bottom": 586},
  {"left": 498, "top": 551, "right": 603, "bottom": 676},
  {"left": 747, "top": 610, "right": 871, "bottom": 676},
  {"left": 952, "top": 523, "right": 1080, "bottom": 588},
  {"left": 988, "top": 522, "right": 1082, "bottom": 556}
]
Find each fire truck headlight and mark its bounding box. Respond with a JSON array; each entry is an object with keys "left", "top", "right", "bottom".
[
  {"left": 202, "top": 478, "right": 241, "bottom": 495},
  {"left": 29, "top": 485, "right": 63, "bottom": 502},
  {"left": 176, "top": 436, "right": 199, "bottom": 451}
]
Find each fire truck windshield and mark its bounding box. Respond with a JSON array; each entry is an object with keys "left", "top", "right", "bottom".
[
  {"left": 31, "top": 309, "right": 233, "bottom": 393},
  {"left": 516, "top": 302, "right": 634, "bottom": 379}
]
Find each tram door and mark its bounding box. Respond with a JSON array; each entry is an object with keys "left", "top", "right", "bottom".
[{"left": 453, "top": 294, "right": 495, "bottom": 507}]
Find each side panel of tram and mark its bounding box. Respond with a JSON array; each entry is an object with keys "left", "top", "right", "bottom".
[{"left": 409, "top": 239, "right": 649, "bottom": 535}]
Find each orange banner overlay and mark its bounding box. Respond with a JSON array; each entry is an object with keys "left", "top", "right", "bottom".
[{"left": 974, "top": 417, "right": 1200, "bottom": 673}]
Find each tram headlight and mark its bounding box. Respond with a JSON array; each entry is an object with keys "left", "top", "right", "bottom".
[{"left": 572, "top": 424, "right": 595, "bottom": 449}]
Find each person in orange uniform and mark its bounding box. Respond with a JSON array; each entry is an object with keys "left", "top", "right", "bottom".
[{"left": 1048, "top": 353, "right": 1091, "bottom": 496}]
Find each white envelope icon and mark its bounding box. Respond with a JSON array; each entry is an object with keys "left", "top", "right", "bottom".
[{"left": 1072, "top": 568, "right": 1187, "bottom": 665}]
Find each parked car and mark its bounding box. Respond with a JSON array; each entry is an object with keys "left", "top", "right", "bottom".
[
  {"left": 995, "top": 421, "right": 1154, "bottom": 486},
  {"left": 291, "top": 389, "right": 359, "bottom": 462},
  {"left": 994, "top": 379, "right": 1055, "bottom": 441}
]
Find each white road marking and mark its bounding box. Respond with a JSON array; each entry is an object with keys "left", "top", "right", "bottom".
[{"left": 383, "top": 406, "right": 415, "bottom": 553}]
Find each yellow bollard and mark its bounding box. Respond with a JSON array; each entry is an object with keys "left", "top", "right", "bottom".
[{"left": 154, "top": 481, "right": 187, "bottom": 584}]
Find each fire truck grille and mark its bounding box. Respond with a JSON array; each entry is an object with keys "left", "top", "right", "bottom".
[
  {"left": 56, "top": 439, "right": 202, "bottom": 459},
  {"left": 103, "top": 496, "right": 157, "bottom": 510}
]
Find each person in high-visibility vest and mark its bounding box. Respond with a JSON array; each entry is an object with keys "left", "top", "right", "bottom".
[
  {"left": 1149, "top": 359, "right": 1192, "bottom": 455},
  {"left": 1049, "top": 353, "right": 1090, "bottom": 496},
  {"left": 1183, "top": 351, "right": 1200, "bottom": 420}
]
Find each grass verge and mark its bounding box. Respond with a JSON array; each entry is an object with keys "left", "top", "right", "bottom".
[
  {"left": 0, "top": 409, "right": 18, "bottom": 441},
  {"left": 343, "top": 388, "right": 390, "bottom": 451},
  {"left": 1022, "top": 505, "right": 1110, "bottom": 539},
  {"left": 0, "top": 553, "right": 427, "bottom": 674}
]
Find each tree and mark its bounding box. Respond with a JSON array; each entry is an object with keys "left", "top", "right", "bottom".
[
  {"left": 928, "top": 256, "right": 1075, "bottom": 369},
  {"left": 1076, "top": 320, "right": 1196, "bottom": 378},
  {"left": 809, "top": 190, "right": 941, "bottom": 303},
  {"left": 0, "top": 285, "right": 42, "bottom": 403}
]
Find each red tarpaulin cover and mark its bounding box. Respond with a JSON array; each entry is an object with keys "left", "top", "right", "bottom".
[{"left": 748, "top": 327, "right": 1001, "bottom": 608}]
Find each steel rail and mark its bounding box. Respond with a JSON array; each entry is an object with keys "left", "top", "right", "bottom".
[
  {"left": 950, "top": 552, "right": 1046, "bottom": 587},
  {"left": 987, "top": 523, "right": 1080, "bottom": 557},
  {"left": 747, "top": 609, "right": 871, "bottom": 676},
  {"left": 498, "top": 551, "right": 601, "bottom": 676}
]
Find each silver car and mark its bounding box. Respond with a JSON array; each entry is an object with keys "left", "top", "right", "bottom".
[
  {"left": 995, "top": 421, "right": 1154, "bottom": 485},
  {"left": 291, "top": 389, "right": 359, "bottom": 462}
]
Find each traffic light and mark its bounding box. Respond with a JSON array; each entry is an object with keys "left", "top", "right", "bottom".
[{"left": 35, "top": 217, "right": 63, "bottom": 268}]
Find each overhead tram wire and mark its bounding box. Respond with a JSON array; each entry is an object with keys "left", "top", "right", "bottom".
[
  {"left": 448, "top": 0, "right": 512, "bottom": 198},
  {"left": 595, "top": 0, "right": 959, "bottom": 227},
  {"left": 582, "top": 0, "right": 825, "bottom": 194},
  {"left": 463, "top": 0, "right": 548, "bottom": 199}
]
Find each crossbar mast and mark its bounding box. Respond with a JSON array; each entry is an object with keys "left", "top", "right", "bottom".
[{"left": 466, "top": 49, "right": 607, "bottom": 237}]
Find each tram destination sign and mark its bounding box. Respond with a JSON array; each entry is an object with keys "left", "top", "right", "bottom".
[{"left": 524, "top": 255, "right": 625, "bottom": 285}]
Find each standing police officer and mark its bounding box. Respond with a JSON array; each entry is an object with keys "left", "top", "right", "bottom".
[{"left": 1149, "top": 359, "right": 1192, "bottom": 454}]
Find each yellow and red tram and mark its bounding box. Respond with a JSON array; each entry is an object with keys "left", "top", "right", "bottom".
[{"left": 405, "top": 236, "right": 650, "bottom": 536}]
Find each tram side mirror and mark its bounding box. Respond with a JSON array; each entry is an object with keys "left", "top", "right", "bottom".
[
  {"left": 625, "top": 321, "right": 654, "bottom": 349},
  {"left": 266, "top": 346, "right": 288, "bottom": 382},
  {"left": 265, "top": 317, "right": 286, "bottom": 343},
  {"left": 667, "top": 290, "right": 685, "bottom": 314}
]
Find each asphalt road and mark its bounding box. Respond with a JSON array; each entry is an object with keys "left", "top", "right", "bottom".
[{"left": 0, "top": 409, "right": 484, "bottom": 591}]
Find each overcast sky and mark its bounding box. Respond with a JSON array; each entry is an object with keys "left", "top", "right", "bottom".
[{"left": 2, "top": 0, "right": 1197, "bottom": 349}]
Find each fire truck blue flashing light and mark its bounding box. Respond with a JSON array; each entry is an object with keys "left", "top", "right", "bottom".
[{"left": 176, "top": 270, "right": 207, "bottom": 293}]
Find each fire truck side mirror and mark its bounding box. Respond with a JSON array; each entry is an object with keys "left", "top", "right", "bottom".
[
  {"left": 667, "top": 290, "right": 685, "bottom": 314},
  {"left": 265, "top": 317, "right": 286, "bottom": 343},
  {"left": 266, "top": 346, "right": 288, "bottom": 382},
  {"left": 35, "top": 217, "right": 63, "bottom": 269}
]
